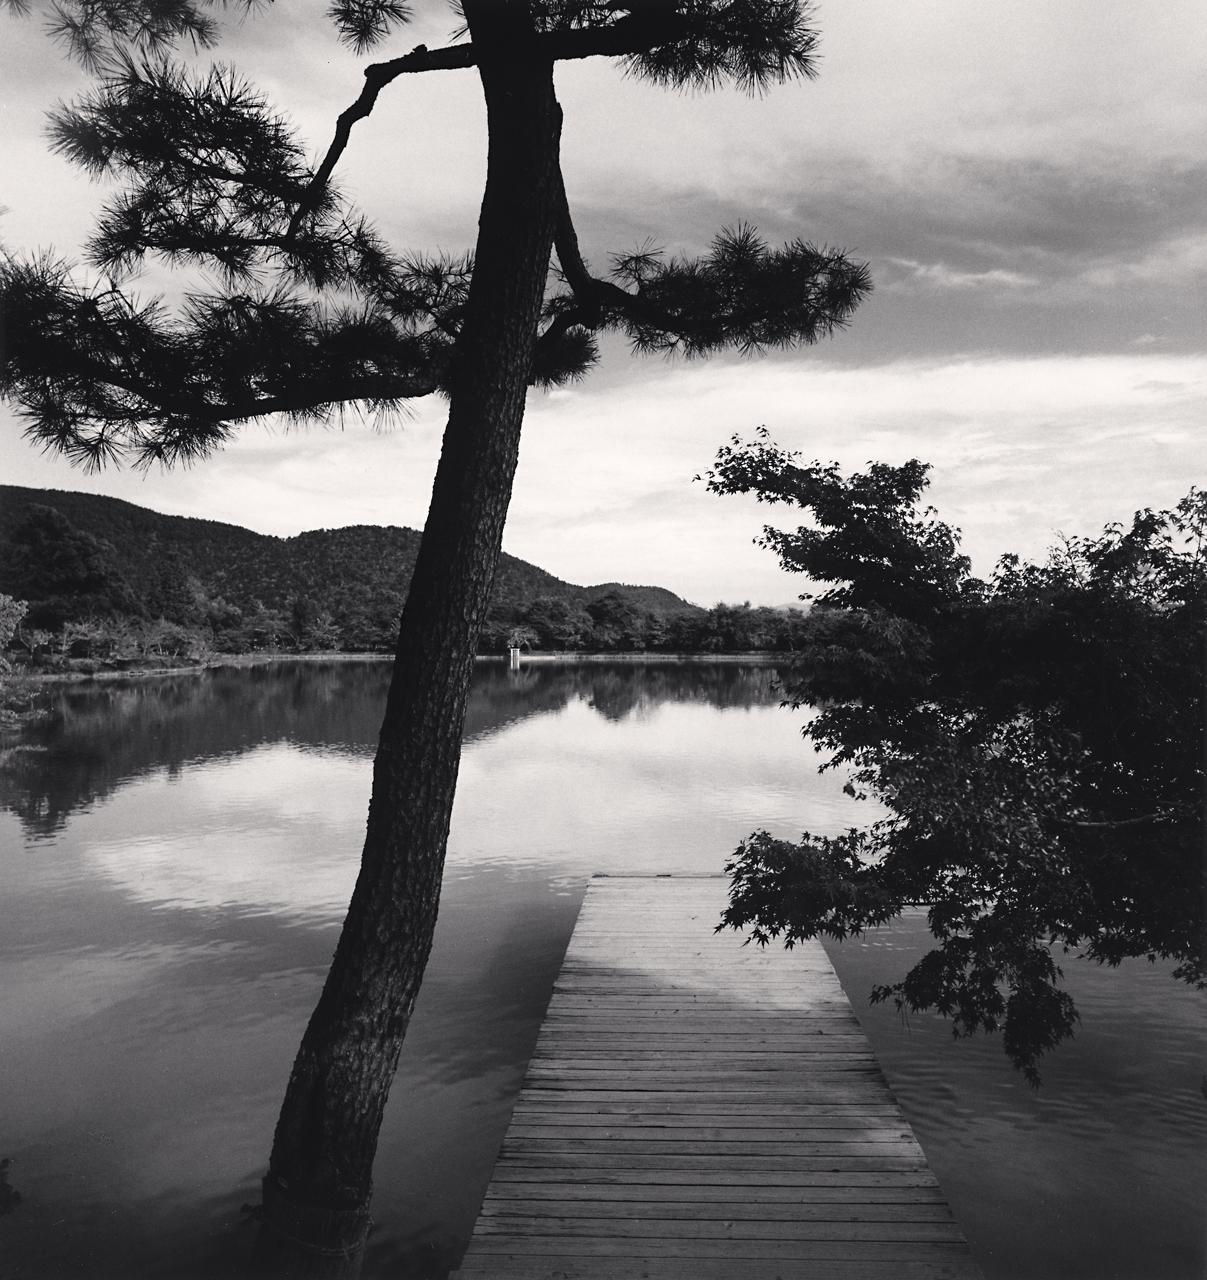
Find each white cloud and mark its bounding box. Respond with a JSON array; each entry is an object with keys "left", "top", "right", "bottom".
[
  {"left": 503, "top": 353, "right": 1205, "bottom": 600},
  {"left": 885, "top": 259, "right": 1039, "bottom": 292},
  {"left": 1079, "top": 233, "right": 1207, "bottom": 288}
]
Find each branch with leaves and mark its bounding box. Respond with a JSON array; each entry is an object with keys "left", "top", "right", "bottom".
[
  {"left": 708, "top": 434, "right": 1206, "bottom": 1083},
  {"left": 541, "top": 175, "right": 870, "bottom": 361}
]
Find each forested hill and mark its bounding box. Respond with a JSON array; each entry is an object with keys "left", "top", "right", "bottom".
[{"left": 0, "top": 485, "right": 712, "bottom": 652}]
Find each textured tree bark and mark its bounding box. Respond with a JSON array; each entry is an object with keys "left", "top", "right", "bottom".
[{"left": 254, "top": 9, "right": 563, "bottom": 1273}]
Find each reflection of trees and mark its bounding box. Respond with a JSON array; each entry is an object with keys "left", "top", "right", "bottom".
[
  {"left": 461, "top": 666, "right": 579, "bottom": 743},
  {"left": 2, "top": 660, "right": 786, "bottom": 837},
  {"left": 466, "top": 662, "right": 783, "bottom": 734},
  {"left": 575, "top": 662, "right": 785, "bottom": 721},
  {"left": 1, "top": 662, "right": 395, "bottom": 837}
]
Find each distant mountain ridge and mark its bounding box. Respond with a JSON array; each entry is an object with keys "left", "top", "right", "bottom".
[{"left": 0, "top": 486, "right": 702, "bottom": 640}]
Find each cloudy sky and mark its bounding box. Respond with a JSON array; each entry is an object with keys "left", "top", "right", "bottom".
[{"left": 1, "top": 1, "right": 1203, "bottom": 605}]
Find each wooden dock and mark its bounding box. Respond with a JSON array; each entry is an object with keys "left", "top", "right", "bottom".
[{"left": 454, "top": 875, "right": 982, "bottom": 1280}]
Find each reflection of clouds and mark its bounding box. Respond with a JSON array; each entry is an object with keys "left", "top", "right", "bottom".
[
  {"left": 0, "top": 948, "right": 187, "bottom": 1049},
  {"left": 450, "top": 699, "right": 877, "bottom": 877},
  {"left": 81, "top": 745, "right": 366, "bottom": 922},
  {"left": 77, "top": 697, "right": 875, "bottom": 917}
]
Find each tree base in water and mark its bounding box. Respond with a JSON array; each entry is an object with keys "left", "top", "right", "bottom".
[{"left": 251, "top": 1174, "right": 371, "bottom": 1279}]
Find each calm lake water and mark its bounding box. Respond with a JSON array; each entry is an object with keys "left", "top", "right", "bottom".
[{"left": 1, "top": 660, "right": 1203, "bottom": 1280}]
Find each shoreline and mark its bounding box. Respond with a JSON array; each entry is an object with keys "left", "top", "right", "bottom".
[
  {"left": 487, "top": 650, "right": 789, "bottom": 664},
  {"left": 1, "top": 651, "right": 394, "bottom": 687},
  {"left": 5, "top": 649, "right": 794, "bottom": 687}
]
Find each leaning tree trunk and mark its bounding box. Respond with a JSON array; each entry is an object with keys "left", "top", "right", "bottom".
[{"left": 254, "top": 17, "right": 563, "bottom": 1275}]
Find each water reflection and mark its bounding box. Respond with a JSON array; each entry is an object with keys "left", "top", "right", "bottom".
[
  {"left": 3, "top": 662, "right": 832, "bottom": 925},
  {"left": 1, "top": 660, "right": 787, "bottom": 839},
  {"left": 1, "top": 660, "right": 833, "bottom": 1279},
  {"left": 0, "top": 856, "right": 585, "bottom": 1280},
  {"left": 0, "top": 660, "right": 387, "bottom": 839},
  {"left": 826, "top": 914, "right": 1207, "bottom": 1280},
  {"left": 1, "top": 660, "right": 1202, "bottom": 1280}
]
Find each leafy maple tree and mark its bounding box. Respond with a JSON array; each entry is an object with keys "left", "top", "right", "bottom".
[{"left": 709, "top": 431, "right": 1205, "bottom": 1084}]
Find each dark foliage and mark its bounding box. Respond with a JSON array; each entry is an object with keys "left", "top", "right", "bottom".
[
  {"left": 708, "top": 432, "right": 1206, "bottom": 1083},
  {"left": 0, "top": 486, "right": 720, "bottom": 651},
  {"left": 1, "top": 485, "right": 820, "bottom": 655},
  {"left": 0, "top": 502, "right": 143, "bottom": 628}
]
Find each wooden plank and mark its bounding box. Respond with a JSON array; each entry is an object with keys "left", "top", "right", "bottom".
[
  {"left": 479, "top": 1200, "right": 957, "bottom": 1222},
  {"left": 486, "top": 1168, "right": 945, "bottom": 1188},
  {"left": 526, "top": 1054, "right": 879, "bottom": 1067},
  {"left": 546, "top": 1004, "right": 857, "bottom": 1016},
  {"left": 463, "top": 1235, "right": 977, "bottom": 1259},
  {"left": 507, "top": 1111, "right": 907, "bottom": 1127},
  {"left": 455, "top": 1256, "right": 982, "bottom": 1280},
  {"left": 500, "top": 1145, "right": 927, "bottom": 1162},
  {"left": 531, "top": 1028, "right": 872, "bottom": 1040},
  {"left": 471, "top": 1217, "right": 968, "bottom": 1242},
  {"left": 521, "top": 1071, "right": 887, "bottom": 1084},
  {"left": 518, "top": 1082, "right": 891, "bottom": 1095},
  {"left": 542, "top": 1016, "right": 861, "bottom": 1028},
  {"left": 494, "top": 1153, "right": 934, "bottom": 1172},
  {"left": 506, "top": 1124, "right": 916, "bottom": 1140},
  {"left": 453, "top": 876, "right": 981, "bottom": 1280},
  {"left": 536, "top": 1021, "right": 865, "bottom": 1032},
  {"left": 544, "top": 990, "right": 856, "bottom": 1001},
  {"left": 513, "top": 1089, "right": 900, "bottom": 1106},
  {"left": 479, "top": 1183, "right": 950, "bottom": 1204}
]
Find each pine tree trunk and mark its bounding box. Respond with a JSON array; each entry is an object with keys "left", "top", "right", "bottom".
[{"left": 254, "top": 11, "right": 562, "bottom": 1272}]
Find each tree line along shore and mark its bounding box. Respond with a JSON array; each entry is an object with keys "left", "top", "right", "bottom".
[{"left": 0, "top": 487, "right": 812, "bottom": 674}]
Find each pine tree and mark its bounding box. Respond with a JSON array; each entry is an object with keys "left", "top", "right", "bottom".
[{"left": 2, "top": 1, "right": 871, "bottom": 1265}]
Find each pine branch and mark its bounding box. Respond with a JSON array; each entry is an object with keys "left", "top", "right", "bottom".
[
  {"left": 544, "top": 187, "right": 870, "bottom": 358},
  {"left": 46, "top": 0, "right": 225, "bottom": 69},
  {"left": 0, "top": 255, "right": 446, "bottom": 468},
  {"left": 329, "top": 0, "right": 412, "bottom": 54},
  {"left": 291, "top": 2, "right": 809, "bottom": 237},
  {"left": 9, "top": 0, "right": 411, "bottom": 64},
  {"left": 623, "top": 0, "right": 820, "bottom": 94},
  {"left": 286, "top": 41, "right": 478, "bottom": 239},
  {"left": 10, "top": 3, "right": 850, "bottom": 455},
  {"left": 286, "top": 15, "right": 677, "bottom": 238},
  {"left": 51, "top": 57, "right": 433, "bottom": 299}
]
